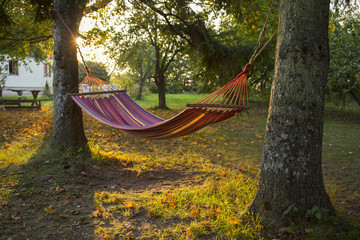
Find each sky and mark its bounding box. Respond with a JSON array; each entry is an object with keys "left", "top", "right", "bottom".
[{"left": 78, "top": 19, "right": 109, "bottom": 64}]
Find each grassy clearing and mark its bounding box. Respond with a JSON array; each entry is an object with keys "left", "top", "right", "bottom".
[
  {"left": 0, "top": 94, "right": 359, "bottom": 239},
  {"left": 135, "top": 93, "right": 207, "bottom": 109}
]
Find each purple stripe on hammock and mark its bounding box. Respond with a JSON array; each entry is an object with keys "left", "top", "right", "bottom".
[
  {"left": 72, "top": 96, "right": 116, "bottom": 127},
  {"left": 103, "top": 96, "right": 136, "bottom": 126},
  {"left": 117, "top": 92, "right": 163, "bottom": 122},
  {"left": 109, "top": 95, "right": 159, "bottom": 126},
  {"left": 96, "top": 97, "right": 136, "bottom": 126},
  {"left": 113, "top": 93, "right": 161, "bottom": 125}
]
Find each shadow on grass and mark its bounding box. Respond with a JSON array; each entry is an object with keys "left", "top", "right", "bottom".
[
  {"left": 1, "top": 104, "right": 360, "bottom": 239},
  {"left": 0, "top": 137, "right": 209, "bottom": 239}
]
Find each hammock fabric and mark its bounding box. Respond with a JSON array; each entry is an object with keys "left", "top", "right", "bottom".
[{"left": 68, "top": 64, "right": 251, "bottom": 140}]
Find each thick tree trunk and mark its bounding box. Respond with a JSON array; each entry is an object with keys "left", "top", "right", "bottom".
[
  {"left": 248, "top": 0, "right": 335, "bottom": 226},
  {"left": 157, "top": 75, "right": 167, "bottom": 109},
  {"left": 51, "top": 0, "right": 87, "bottom": 150}
]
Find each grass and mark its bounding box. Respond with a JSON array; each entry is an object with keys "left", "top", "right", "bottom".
[
  {"left": 0, "top": 94, "right": 359, "bottom": 239},
  {"left": 135, "top": 93, "right": 207, "bottom": 109}
]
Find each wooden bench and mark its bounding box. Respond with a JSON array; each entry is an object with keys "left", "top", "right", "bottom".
[{"left": 0, "top": 98, "right": 42, "bottom": 111}]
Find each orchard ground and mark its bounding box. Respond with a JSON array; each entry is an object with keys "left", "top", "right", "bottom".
[{"left": 1, "top": 94, "right": 359, "bottom": 239}]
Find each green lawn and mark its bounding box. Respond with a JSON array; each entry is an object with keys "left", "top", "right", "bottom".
[
  {"left": 0, "top": 94, "right": 359, "bottom": 239},
  {"left": 135, "top": 93, "right": 207, "bottom": 109}
]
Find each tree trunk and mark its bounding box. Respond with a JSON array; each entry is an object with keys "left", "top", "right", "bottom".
[
  {"left": 349, "top": 88, "right": 360, "bottom": 107},
  {"left": 248, "top": 0, "right": 335, "bottom": 226},
  {"left": 157, "top": 74, "right": 167, "bottom": 109},
  {"left": 51, "top": 0, "right": 87, "bottom": 150},
  {"left": 136, "top": 77, "right": 145, "bottom": 100}
]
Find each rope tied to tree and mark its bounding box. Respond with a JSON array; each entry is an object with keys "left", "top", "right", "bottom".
[
  {"left": 248, "top": 0, "right": 278, "bottom": 65},
  {"left": 55, "top": 10, "right": 118, "bottom": 94},
  {"left": 54, "top": 10, "right": 91, "bottom": 76}
]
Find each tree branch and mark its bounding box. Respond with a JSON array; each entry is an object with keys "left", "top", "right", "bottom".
[
  {"left": 0, "top": 34, "right": 52, "bottom": 43},
  {"left": 139, "top": 0, "right": 192, "bottom": 46},
  {"left": 77, "top": 32, "right": 87, "bottom": 40},
  {"left": 84, "top": 0, "right": 113, "bottom": 15}
]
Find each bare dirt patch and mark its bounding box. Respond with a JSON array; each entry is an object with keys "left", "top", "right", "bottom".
[{"left": 74, "top": 163, "right": 203, "bottom": 193}]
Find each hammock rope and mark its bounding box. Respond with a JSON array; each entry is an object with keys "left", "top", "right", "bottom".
[{"left": 57, "top": 3, "right": 277, "bottom": 139}]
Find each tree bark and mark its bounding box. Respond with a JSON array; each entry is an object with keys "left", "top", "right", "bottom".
[
  {"left": 136, "top": 78, "right": 145, "bottom": 100},
  {"left": 51, "top": 0, "right": 87, "bottom": 150},
  {"left": 157, "top": 74, "right": 167, "bottom": 109},
  {"left": 248, "top": 0, "right": 335, "bottom": 226},
  {"left": 349, "top": 88, "right": 360, "bottom": 107},
  {"left": 136, "top": 67, "right": 146, "bottom": 100}
]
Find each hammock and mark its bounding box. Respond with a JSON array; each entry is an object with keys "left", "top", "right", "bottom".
[
  {"left": 68, "top": 64, "right": 251, "bottom": 139},
  {"left": 64, "top": 2, "right": 276, "bottom": 140}
]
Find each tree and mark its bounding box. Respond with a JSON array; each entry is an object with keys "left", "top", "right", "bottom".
[
  {"left": 0, "top": 1, "right": 53, "bottom": 58},
  {"left": 50, "top": 0, "right": 88, "bottom": 150},
  {"left": 79, "top": 61, "right": 110, "bottom": 83},
  {"left": 129, "top": 42, "right": 154, "bottom": 100},
  {"left": 248, "top": 0, "right": 335, "bottom": 226},
  {"left": 165, "top": 55, "right": 194, "bottom": 93},
  {"left": 105, "top": 4, "right": 183, "bottom": 108},
  {"left": 88, "top": 0, "right": 277, "bottom": 100},
  {"left": 109, "top": 37, "right": 154, "bottom": 100},
  {"left": 328, "top": 13, "right": 360, "bottom": 106},
  {"left": 150, "top": 22, "right": 182, "bottom": 109},
  {"left": 0, "top": 0, "right": 53, "bottom": 96},
  {"left": 49, "top": 0, "right": 112, "bottom": 150},
  {"left": 139, "top": 0, "right": 278, "bottom": 91},
  {"left": 1, "top": 0, "right": 112, "bottom": 150}
]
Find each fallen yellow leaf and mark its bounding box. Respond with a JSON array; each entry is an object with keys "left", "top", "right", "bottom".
[
  {"left": 126, "top": 201, "right": 134, "bottom": 208},
  {"left": 191, "top": 209, "right": 199, "bottom": 216},
  {"left": 44, "top": 205, "right": 56, "bottom": 215}
]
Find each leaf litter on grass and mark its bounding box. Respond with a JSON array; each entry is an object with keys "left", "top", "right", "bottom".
[{"left": 0, "top": 102, "right": 359, "bottom": 239}]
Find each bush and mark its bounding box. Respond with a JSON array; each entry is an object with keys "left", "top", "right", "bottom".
[{"left": 43, "top": 81, "right": 52, "bottom": 98}]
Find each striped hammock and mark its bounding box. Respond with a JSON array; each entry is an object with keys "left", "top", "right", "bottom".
[{"left": 68, "top": 64, "right": 251, "bottom": 140}]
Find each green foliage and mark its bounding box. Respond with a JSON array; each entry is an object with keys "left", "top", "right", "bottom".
[
  {"left": 111, "top": 72, "right": 136, "bottom": 90},
  {"left": 127, "top": 84, "right": 152, "bottom": 99},
  {"left": 84, "top": 0, "right": 277, "bottom": 96},
  {"left": 28, "top": 0, "right": 53, "bottom": 22},
  {"left": 79, "top": 61, "right": 110, "bottom": 82},
  {"left": 328, "top": 13, "right": 360, "bottom": 106},
  {"left": 0, "top": 0, "right": 53, "bottom": 60},
  {"left": 0, "top": 0, "right": 53, "bottom": 89}
]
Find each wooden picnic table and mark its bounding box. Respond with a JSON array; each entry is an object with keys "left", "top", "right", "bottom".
[
  {"left": 9, "top": 89, "right": 41, "bottom": 99},
  {"left": 1, "top": 89, "right": 42, "bottom": 110}
]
